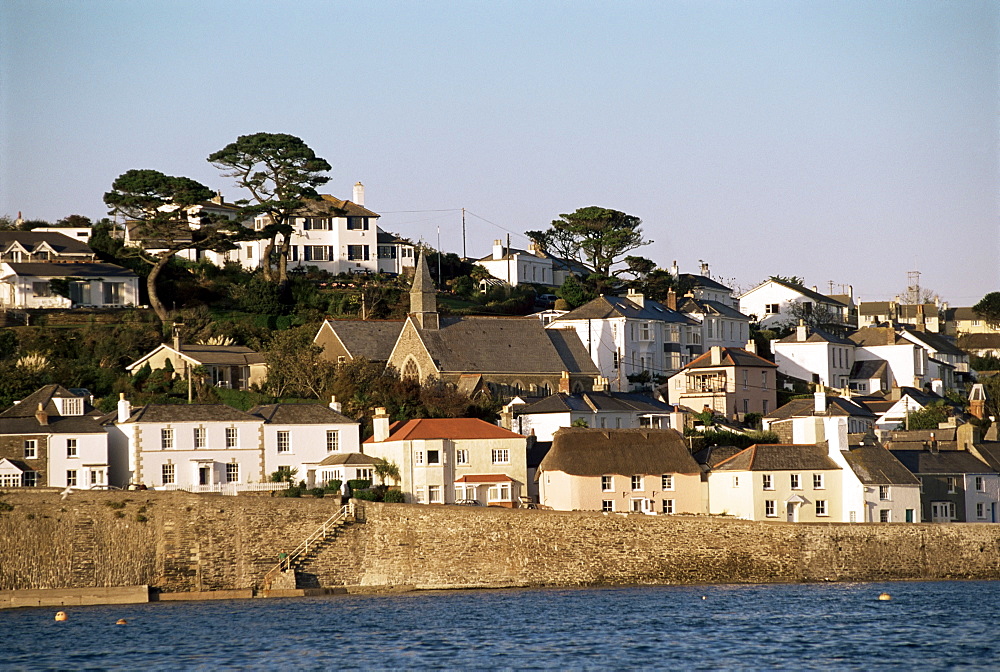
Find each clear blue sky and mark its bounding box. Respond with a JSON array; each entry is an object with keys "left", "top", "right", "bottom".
[{"left": 1, "top": 0, "right": 997, "bottom": 304}]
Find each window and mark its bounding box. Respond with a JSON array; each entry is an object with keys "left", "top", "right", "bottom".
[
  {"left": 357, "top": 468, "right": 374, "bottom": 481},
  {"left": 415, "top": 450, "right": 424, "bottom": 465},
  {"left": 612, "top": 351, "right": 619, "bottom": 371},
  {"left": 813, "top": 474, "right": 824, "bottom": 490},
  {"left": 602, "top": 475, "right": 613, "bottom": 492},
  {"left": 226, "top": 463, "right": 240, "bottom": 483},
  {"left": 762, "top": 400, "right": 769, "bottom": 414},
  {"left": 662, "top": 499, "right": 675, "bottom": 514},
  {"left": 661, "top": 475, "right": 674, "bottom": 491},
  {"left": 667, "top": 325, "right": 680, "bottom": 343},
  {"left": 277, "top": 431, "right": 291, "bottom": 453},
  {"left": 742, "top": 370, "right": 748, "bottom": 390},
  {"left": 640, "top": 322, "right": 652, "bottom": 341},
  {"left": 790, "top": 474, "right": 801, "bottom": 490},
  {"left": 428, "top": 485, "right": 442, "bottom": 503},
  {"left": 378, "top": 245, "right": 396, "bottom": 259},
  {"left": 732, "top": 476, "right": 740, "bottom": 488},
  {"left": 491, "top": 449, "right": 510, "bottom": 464},
  {"left": 602, "top": 500, "right": 614, "bottom": 512},
  {"left": 456, "top": 449, "right": 469, "bottom": 465},
  {"left": 706, "top": 319, "right": 714, "bottom": 339},
  {"left": 762, "top": 474, "right": 773, "bottom": 490},
  {"left": 631, "top": 475, "right": 643, "bottom": 491},
  {"left": 630, "top": 498, "right": 645, "bottom": 513},
  {"left": 346, "top": 216, "right": 369, "bottom": 230},
  {"left": 815, "top": 500, "right": 828, "bottom": 516},
  {"left": 975, "top": 476, "right": 985, "bottom": 492},
  {"left": 66, "top": 439, "right": 77, "bottom": 458},
  {"left": 103, "top": 282, "right": 123, "bottom": 304},
  {"left": 161, "top": 428, "right": 174, "bottom": 449},
  {"left": 765, "top": 500, "right": 777, "bottom": 517},
  {"left": 879, "top": 486, "right": 890, "bottom": 501},
  {"left": 415, "top": 488, "right": 426, "bottom": 503},
  {"left": 194, "top": 427, "right": 206, "bottom": 449},
  {"left": 226, "top": 427, "right": 238, "bottom": 448},
  {"left": 761, "top": 371, "right": 768, "bottom": 390},
  {"left": 304, "top": 245, "right": 333, "bottom": 261},
  {"left": 977, "top": 502, "right": 986, "bottom": 519},
  {"left": 61, "top": 397, "right": 83, "bottom": 415},
  {"left": 765, "top": 303, "right": 780, "bottom": 315},
  {"left": 23, "top": 471, "right": 37, "bottom": 487},
  {"left": 488, "top": 483, "right": 511, "bottom": 502},
  {"left": 326, "top": 430, "right": 339, "bottom": 452},
  {"left": 427, "top": 450, "right": 440, "bottom": 465},
  {"left": 32, "top": 281, "right": 51, "bottom": 297},
  {"left": 66, "top": 470, "right": 77, "bottom": 486},
  {"left": 23, "top": 439, "right": 36, "bottom": 459},
  {"left": 880, "top": 509, "right": 891, "bottom": 523},
  {"left": 347, "top": 245, "right": 370, "bottom": 261},
  {"left": 947, "top": 477, "right": 957, "bottom": 494}
]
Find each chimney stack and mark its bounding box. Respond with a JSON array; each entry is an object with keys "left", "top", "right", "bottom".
[
  {"left": 559, "top": 371, "right": 571, "bottom": 395},
  {"left": 593, "top": 376, "right": 609, "bottom": 392},
  {"left": 626, "top": 290, "right": 644, "bottom": 308},
  {"left": 353, "top": 182, "right": 365, "bottom": 206},
  {"left": 745, "top": 339, "right": 757, "bottom": 355},
  {"left": 670, "top": 260, "right": 679, "bottom": 278},
  {"left": 814, "top": 386, "right": 827, "bottom": 414},
  {"left": 492, "top": 239, "right": 504, "bottom": 260},
  {"left": 796, "top": 320, "right": 808, "bottom": 342},
  {"left": 372, "top": 407, "right": 390, "bottom": 443},
  {"left": 329, "top": 395, "right": 343, "bottom": 413},
  {"left": 34, "top": 403, "right": 48, "bottom": 426},
  {"left": 172, "top": 322, "right": 183, "bottom": 351},
  {"left": 700, "top": 261, "right": 710, "bottom": 277},
  {"left": 117, "top": 393, "right": 132, "bottom": 423},
  {"left": 710, "top": 346, "right": 722, "bottom": 366},
  {"left": 666, "top": 288, "right": 677, "bottom": 311}
]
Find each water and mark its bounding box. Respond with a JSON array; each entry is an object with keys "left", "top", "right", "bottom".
[{"left": 3, "top": 581, "right": 998, "bottom": 670}]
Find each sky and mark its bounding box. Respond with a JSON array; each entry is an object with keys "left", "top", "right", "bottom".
[{"left": 1, "top": 0, "right": 997, "bottom": 305}]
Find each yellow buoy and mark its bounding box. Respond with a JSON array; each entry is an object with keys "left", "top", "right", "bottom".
[
  {"left": 116, "top": 618, "right": 127, "bottom": 625},
  {"left": 54, "top": 611, "right": 67, "bottom": 621},
  {"left": 878, "top": 592, "right": 892, "bottom": 601}
]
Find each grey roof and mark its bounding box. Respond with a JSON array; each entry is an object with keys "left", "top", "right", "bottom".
[
  {"left": 517, "top": 391, "right": 674, "bottom": 415},
  {"left": 900, "top": 327, "right": 965, "bottom": 357},
  {"left": 684, "top": 347, "right": 777, "bottom": 370},
  {"left": 539, "top": 427, "right": 700, "bottom": 476},
  {"left": 859, "top": 301, "right": 894, "bottom": 316},
  {"left": 678, "top": 273, "right": 733, "bottom": 293},
  {"left": 778, "top": 326, "right": 854, "bottom": 345},
  {"left": 897, "top": 304, "right": 939, "bottom": 319},
  {"left": 945, "top": 307, "right": 979, "bottom": 321},
  {"left": 693, "top": 445, "right": 744, "bottom": 468},
  {"left": 416, "top": 317, "right": 599, "bottom": 375},
  {"left": 312, "top": 195, "right": 380, "bottom": 218},
  {"left": 759, "top": 279, "right": 847, "bottom": 307},
  {"left": 0, "top": 384, "right": 105, "bottom": 435},
  {"left": 713, "top": 444, "right": 841, "bottom": 472},
  {"left": 889, "top": 449, "right": 994, "bottom": 475},
  {"left": 850, "top": 359, "right": 888, "bottom": 380},
  {"left": 376, "top": 228, "right": 410, "bottom": 245},
  {"left": 249, "top": 403, "right": 356, "bottom": 425},
  {"left": 4, "top": 262, "right": 136, "bottom": 278},
  {"left": 125, "top": 404, "right": 259, "bottom": 423},
  {"left": 476, "top": 246, "right": 536, "bottom": 262},
  {"left": 0, "top": 231, "right": 94, "bottom": 256},
  {"left": 850, "top": 327, "right": 908, "bottom": 347},
  {"left": 958, "top": 334, "right": 1000, "bottom": 351},
  {"left": 321, "top": 320, "right": 404, "bottom": 361},
  {"left": 841, "top": 445, "right": 920, "bottom": 485},
  {"left": 317, "top": 452, "right": 379, "bottom": 467},
  {"left": 553, "top": 295, "right": 697, "bottom": 325},
  {"left": 130, "top": 343, "right": 266, "bottom": 369},
  {"left": 677, "top": 297, "right": 749, "bottom": 320},
  {"left": 766, "top": 396, "right": 875, "bottom": 421}
]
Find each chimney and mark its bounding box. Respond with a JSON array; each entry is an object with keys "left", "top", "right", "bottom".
[
  {"left": 211, "top": 190, "right": 224, "bottom": 205},
  {"left": 329, "top": 395, "right": 342, "bottom": 413},
  {"left": 499, "top": 404, "right": 514, "bottom": 431},
  {"left": 35, "top": 403, "right": 48, "bottom": 426},
  {"left": 915, "top": 303, "right": 925, "bottom": 332},
  {"left": 969, "top": 383, "right": 986, "bottom": 420},
  {"left": 745, "top": 339, "right": 757, "bottom": 355},
  {"left": 700, "top": 261, "right": 710, "bottom": 277},
  {"left": 848, "top": 285, "right": 853, "bottom": 299},
  {"left": 117, "top": 393, "right": 132, "bottom": 423},
  {"left": 710, "top": 346, "right": 722, "bottom": 365},
  {"left": 670, "top": 260, "right": 679, "bottom": 278},
  {"left": 666, "top": 288, "right": 677, "bottom": 311},
  {"left": 593, "top": 376, "right": 609, "bottom": 392},
  {"left": 353, "top": 182, "right": 365, "bottom": 206},
  {"left": 928, "top": 431, "right": 938, "bottom": 453},
  {"left": 172, "top": 321, "right": 183, "bottom": 351},
  {"left": 811, "top": 285, "right": 818, "bottom": 292},
  {"left": 559, "top": 371, "right": 571, "bottom": 395},
  {"left": 492, "top": 239, "right": 504, "bottom": 260},
  {"left": 527, "top": 241, "right": 540, "bottom": 256},
  {"left": 958, "top": 423, "right": 980, "bottom": 452},
  {"left": 626, "top": 290, "right": 645, "bottom": 308},
  {"left": 814, "top": 386, "right": 827, "bottom": 414},
  {"left": 372, "top": 407, "right": 390, "bottom": 443},
  {"left": 796, "top": 320, "right": 808, "bottom": 342}
]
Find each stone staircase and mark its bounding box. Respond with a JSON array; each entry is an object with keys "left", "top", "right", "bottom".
[{"left": 262, "top": 503, "right": 355, "bottom": 590}]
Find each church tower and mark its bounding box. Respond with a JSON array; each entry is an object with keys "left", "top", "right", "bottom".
[{"left": 410, "top": 251, "right": 439, "bottom": 330}]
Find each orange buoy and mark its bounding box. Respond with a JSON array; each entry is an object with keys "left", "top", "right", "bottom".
[
  {"left": 878, "top": 592, "right": 892, "bottom": 601},
  {"left": 116, "top": 618, "right": 127, "bottom": 625},
  {"left": 54, "top": 611, "right": 67, "bottom": 621}
]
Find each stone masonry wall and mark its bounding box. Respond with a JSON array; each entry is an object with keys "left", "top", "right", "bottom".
[{"left": 2, "top": 491, "right": 1000, "bottom": 593}]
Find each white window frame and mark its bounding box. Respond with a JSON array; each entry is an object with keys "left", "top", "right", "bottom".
[
  {"left": 326, "top": 430, "right": 339, "bottom": 452},
  {"left": 631, "top": 475, "right": 643, "bottom": 491},
  {"left": 813, "top": 474, "right": 824, "bottom": 490},
  {"left": 491, "top": 449, "right": 510, "bottom": 465},
  {"left": 428, "top": 485, "right": 442, "bottom": 503},
  {"left": 277, "top": 431, "right": 291, "bottom": 454},
  {"left": 765, "top": 500, "right": 777, "bottom": 517},
  {"left": 790, "top": 474, "right": 801, "bottom": 490},
  {"left": 66, "top": 438, "right": 77, "bottom": 458},
  {"left": 815, "top": 500, "right": 828, "bottom": 516},
  {"left": 661, "top": 474, "right": 674, "bottom": 491},
  {"left": 194, "top": 427, "right": 206, "bottom": 449},
  {"left": 762, "top": 474, "right": 773, "bottom": 490},
  {"left": 662, "top": 499, "right": 675, "bottom": 515},
  {"left": 23, "top": 439, "right": 37, "bottom": 459},
  {"left": 66, "top": 470, "right": 77, "bottom": 487},
  {"left": 161, "top": 464, "right": 175, "bottom": 485},
  {"left": 456, "top": 449, "right": 469, "bottom": 465},
  {"left": 225, "top": 427, "right": 238, "bottom": 449},
  {"left": 601, "top": 475, "right": 613, "bottom": 492},
  {"left": 415, "top": 450, "right": 424, "bottom": 465},
  {"left": 161, "top": 428, "right": 174, "bottom": 450},
  {"left": 732, "top": 475, "right": 740, "bottom": 488},
  {"left": 879, "top": 485, "right": 890, "bottom": 501},
  {"left": 602, "top": 500, "right": 614, "bottom": 512}
]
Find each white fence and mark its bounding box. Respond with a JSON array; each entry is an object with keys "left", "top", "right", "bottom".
[{"left": 155, "top": 482, "right": 290, "bottom": 496}]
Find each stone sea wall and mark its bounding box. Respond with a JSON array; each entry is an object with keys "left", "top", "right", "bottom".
[{"left": 2, "top": 491, "right": 1000, "bottom": 593}]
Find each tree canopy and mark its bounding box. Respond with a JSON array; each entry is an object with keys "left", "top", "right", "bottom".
[
  {"left": 104, "top": 169, "right": 241, "bottom": 322},
  {"left": 208, "top": 133, "right": 332, "bottom": 287},
  {"left": 973, "top": 292, "right": 1000, "bottom": 327},
  {"left": 526, "top": 206, "right": 652, "bottom": 293}
]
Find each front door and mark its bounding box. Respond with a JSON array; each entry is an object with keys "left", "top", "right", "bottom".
[
  {"left": 931, "top": 501, "right": 954, "bottom": 522},
  {"left": 786, "top": 502, "right": 798, "bottom": 522},
  {"left": 199, "top": 466, "right": 210, "bottom": 486}
]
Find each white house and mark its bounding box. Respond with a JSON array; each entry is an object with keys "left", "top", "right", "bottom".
[
  {"left": 0, "top": 262, "right": 139, "bottom": 309},
  {"left": 546, "top": 291, "right": 700, "bottom": 392},
  {"left": 739, "top": 278, "right": 850, "bottom": 331},
  {"left": 476, "top": 240, "right": 555, "bottom": 286},
  {"left": 851, "top": 327, "right": 932, "bottom": 391},
  {"left": 505, "top": 389, "right": 682, "bottom": 441},
  {"left": 772, "top": 323, "right": 856, "bottom": 388}
]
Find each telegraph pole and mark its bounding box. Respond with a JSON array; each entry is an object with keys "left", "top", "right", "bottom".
[{"left": 462, "top": 208, "right": 467, "bottom": 259}]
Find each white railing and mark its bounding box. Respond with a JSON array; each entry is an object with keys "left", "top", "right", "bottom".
[
  {"left": 263, "top": 503, "right": 354, "bottom": 588},
  {"left": 155, "top": 482, "right": 289, "bottom": 496}
]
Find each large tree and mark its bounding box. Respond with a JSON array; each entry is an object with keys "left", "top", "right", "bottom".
[
  {"left": 104, "top": 169, "right": 240, "bottom": 322},
  {"left": 526, "top": 206, "right": 652, "bottom": 294},
  {"left": 973, "top": 292, "right": 1000, "bottom": 328},
  {"left": 208, "top": 133, "right": 332, "bottom": 287}
]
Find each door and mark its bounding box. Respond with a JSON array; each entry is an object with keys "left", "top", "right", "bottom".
[
  {"left": 786, "top": 502, "right": 798, "bottom": 522},
  {"left": 199, "top": 466, "right": 210, "bottom": 486},
  {"left": 931, "top": 501, "right": 954, "bottom": 522}
]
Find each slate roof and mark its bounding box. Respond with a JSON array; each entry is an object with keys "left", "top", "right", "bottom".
[
  {"left": 0, "top": 384, "right": 105, "bottom": 435},
  {"left": 376, "top": 228, "right": 410, "bottom": 245},
  {"left": 365, "top": 417, "right": 525, "bottom": 443},
  {"left": 320, "top": 319, "right": 404, "bottom": 361},
  {"left": 124, "top": 404, "right": 259, "bottom": 423},
  {"left": 713, "top": 444, "right": 841, "bottom": 472},
  {"left": 678, "top": 273, "right": 732, "bottom": 293},
  {"left": 3, "top": 262, "right": 136, "bottom": 278},
  {"left": 900, "top": 327, "right": 964, "bottom": 356},
  {"left": 840, "top": 445, "right": 920, "bottom": 485},
  {"left": 765, "top": 396, "right": 875, "bottom": 421},
  {"left": 415, "top": 317, "right": 599, "bottom": 375},
  {"left": 889, "top": 449, "right": 993, "bottom": 475},
  {"left": 898, "top": 304, "right": 939, "bottom": 319},
  {"left": 859, "top": 301, "right": 894, "bottom": 316},
  {"left": 317, "top": 452, "right": 379, "bottom": 467},
  {"left": 128, "top": 344, "right": 266, "bottom": 371},
  {"left": 0, "top": 231, "right": 94, "bottom": 256},
  {"left": 539, "top": 427, "right": 700, "bottom": 476},
  {"left": 747, "top": 279, "right": 846, "bottom": 307},
  {"left": 553, "top": 295, "right": 696, "bottom": 325},
  {"left": 249, "top": 404, "right": 355, "bottom": 425},
  {"left": 970, "top": 442, "right": 1000, "bottom": 472},
  {"left": 677, "top": 297, "right": 749, "bottom": 320},
  {"left": 516, "top": 391, "right": 673, "bottom": 415},
  {"left": 945, "top": 307, "right": 979, "bottom": 321},
  {"left": 778, "top": 327, "right": 854, "bottom": 345},
  {"left": 315, "top": 194, "right": 380, "bottom": 218},
  {"left": 850, "top": 327, "right": 908, "bottom": 347},
  {"left": 850, "top": 359, "right": 888, "bottom": 380},
  {"left": 693, "top": 444, "right": 743, "bottom": 468},
  {"left": 684, "top": 347, "right": 777, "bottom": 370},
  {"left": 476, "top": 246, "right": 537, "bottom": 262},
  {"left": 958, "top": 334, "right": 1000, "bottom": 350}
]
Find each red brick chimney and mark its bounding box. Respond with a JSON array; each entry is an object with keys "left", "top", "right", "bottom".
[
  {"left": 35, "top": 403, "right": 48, "bottom": 426},
  {"left": 559, "top": 371, "right": 571, "bottom": 394},
  {"left": 666, "top": 288, "right": 677, "bottom": 311}
]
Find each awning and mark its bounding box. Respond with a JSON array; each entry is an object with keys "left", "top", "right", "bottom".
[
  {"left": 454, "top": 474, "right": 514, "bottom": 484},
  {"left": 785, "top": 494, "right": 810, "bottom": 504}
]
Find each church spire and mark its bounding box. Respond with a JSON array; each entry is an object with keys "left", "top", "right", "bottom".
[{"left": 410, "top": 250, "right": 439, "bottom": 330}]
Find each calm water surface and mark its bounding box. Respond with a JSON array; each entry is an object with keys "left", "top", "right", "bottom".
[{"left": 3, "top": 581, "right": 998, "bottom": 670}]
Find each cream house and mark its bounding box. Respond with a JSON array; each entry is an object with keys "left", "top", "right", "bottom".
[
  {"left": 362, "top": 410, "right": 529, "bottom": 506},
  {"left": 126, "top": 328, "right": 267, "bottom": 391},
  {"left": 665, "top": 345, "right": 777, "bottom": 421},
  {"left": 536, "top": 427, "right": 701, "bottom": 513}
]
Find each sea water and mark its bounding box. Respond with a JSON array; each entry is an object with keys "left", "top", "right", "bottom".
[{"left": 3, "top": 581, "right": 998, "bottom": 670}]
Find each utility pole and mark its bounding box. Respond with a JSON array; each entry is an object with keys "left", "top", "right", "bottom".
[
  {"left": 437, "top": 226, "right": 442, "bottom": 285},
  {"left": 506, "top": 233, "right": 512, "bottom": 288},
  {"left": 462, "top": 208, "right": 467, "bottom": 259}
]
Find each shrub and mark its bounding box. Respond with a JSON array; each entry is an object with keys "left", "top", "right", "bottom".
[
  {"left": 383, "top": 489, "right": 405, "bottom": 504},
  {"left": 347, "top": 479, "right": 371, "bottom": 491},
  {"left": 135, "top": 514, "right": 148, "bottom": 523},
  {"left": 352, "top": 489, "right": 379, "bottom": 501},
  {"left": 114, "top": 510, "right": 126, "bottom": 518},
  {"left": 310, "top": 488, "right": 325, "bottom": 498},
  {"left": 327, "top": 479, "right": 342, "bottom": 493},
  {"left": 104, "top": 500, "right": 126, "bottom": 510},
  {"left": 279, "top": 486, "right": 303, "bottom": 498},
  {"left": 0, "top": 501, "right": 13, "bottom": 512}
]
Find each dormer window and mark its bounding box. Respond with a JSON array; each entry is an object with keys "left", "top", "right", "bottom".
[{"left": 55, "top": 397, "right": 83, "bottom": 416}]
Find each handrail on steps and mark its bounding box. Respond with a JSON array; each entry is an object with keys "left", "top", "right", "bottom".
[{"left": 263, "top": 502, "right": 354, "bottom": 588}]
